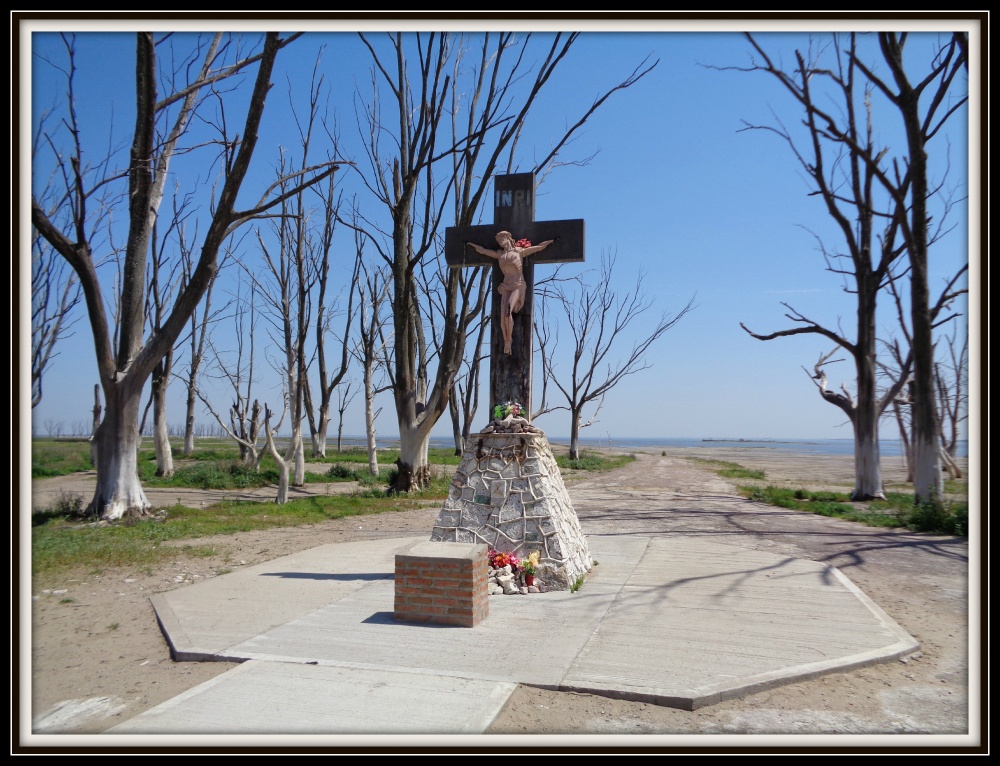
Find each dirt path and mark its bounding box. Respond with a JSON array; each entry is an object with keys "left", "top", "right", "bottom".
[{"left": 23, "top": 447, "right": 976, "bottom": 743}]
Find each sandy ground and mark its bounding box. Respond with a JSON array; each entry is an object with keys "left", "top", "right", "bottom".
[{"left": 20, "top": 445, "right": 980, "bottom": 750}]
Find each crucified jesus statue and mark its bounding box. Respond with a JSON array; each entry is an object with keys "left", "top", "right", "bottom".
[{"left": 467, "top": 230, "right": 554, "bottom": 355}]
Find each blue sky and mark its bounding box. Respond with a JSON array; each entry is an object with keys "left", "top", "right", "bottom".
[{"left": 21, "top": 16, "right": 978, "bottom": 444}]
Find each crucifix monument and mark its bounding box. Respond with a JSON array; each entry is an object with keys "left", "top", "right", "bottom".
[
  {"left": 432, "top": 173, "right": 592, "bottom": 592},
  {"left": 444, "top": 172, "right": 584, "bottom": 416}
]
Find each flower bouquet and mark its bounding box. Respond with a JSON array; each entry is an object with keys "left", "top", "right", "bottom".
[
  {"left": 488, "top": 548, "right": 520, "bottom": 572},
  {"left": 521, "top": 551, "right": 539, "bottom": 575},
  {"left": 521, "top": 551, "right": 540, "bottom": 586},
  {"left": 484, "top": 400, "right": 540, "bottom": 435},
  {"left": 493, "top": 401, "right": 523, "bottom": 420}
]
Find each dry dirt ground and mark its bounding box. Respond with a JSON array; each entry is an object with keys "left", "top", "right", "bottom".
[{"left": 21, "top": 446, "right": 981, "bottom": 750}]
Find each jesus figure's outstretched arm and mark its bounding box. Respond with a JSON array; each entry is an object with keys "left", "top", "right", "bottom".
[
  {"left": 519, "top": 239, "right": 555, "bottom": 258},
  {"left": 466, "top": 242, "right": 500, "bottom": 260}
]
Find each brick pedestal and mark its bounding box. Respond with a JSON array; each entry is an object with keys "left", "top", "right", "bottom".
[{"left": 394, "top": 542, "right": 489, "bottom": 627}]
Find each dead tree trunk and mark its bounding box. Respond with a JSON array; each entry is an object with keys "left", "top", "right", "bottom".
[
  {"left": 89, "top": 383, "right": 101, "bottom": 468},
  {"left": 91, "top": 381, "right": 149, "bottom": 519},
  {"left": 151, "top": 352, "right": 174, "bottom": 477}
]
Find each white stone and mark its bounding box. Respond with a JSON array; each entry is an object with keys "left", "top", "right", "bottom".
[{"left": 431, "top": 431, "right": 591, "bottom": 590}]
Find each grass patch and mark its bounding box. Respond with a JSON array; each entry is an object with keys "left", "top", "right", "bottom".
[
  {"left": 32, "top": 439, "right": 92, "bottom": 477},
  {"left": 31, "top": 487, "right": 449, "bottom": 576},
  {"left": 350, "top": 473, "right": 452, "bottom": 500},
  {"left": 325, "top": 464, "right": 397, "bottom": 486},
  {"left": 321, "top": 447, "right": 463, "bottom": 467},
  {"left": 556, "top": 452, "right": 636, "bottom": 471},
  {"left": 718, "top": 466, "right": 766, "bottom": 480},
  {"left": 740, "top": 485, "right": 968, "bottom": 535},
  {"left": 140, "top": 461, "right": 277, "bottom": 489},
  {"left": 139, "top": 460, "right": 341, "bottom": 490},
  {"left": 687, "top": 457, "right": 766, "bottom": 480},
  {"left": 138, "top": 444, "right": 244, "bottom": 463},
  {"left": 943, "top": 478, "right": 968, "bottom": 495}
]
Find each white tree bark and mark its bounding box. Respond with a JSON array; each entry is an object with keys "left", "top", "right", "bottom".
[
  {"left": 310, "top": 421, "right": 329, "bottom": 460},
  {"left": 294, "top": 437, "right": 306, "bottom": 486},
  {"left": 91, "top": 386, "right": 150, "bottom": 519},
  {"left": 852, "top": 429, "right": 884, "bottom": 500},
  {"left": 264, "top": 407, "right": 296, "bottom": 505},
  {"left": 396, "top": 426, "right": 432, "bottom": 492},
  {"left": 89, "top": 384, "right": 101, "bottom": 468},
  {"left": 365, "top": 398, "right": 380, "bottom": 477},
  {"left": 151, "top": 356, "right": 174, "bottom": 478}
]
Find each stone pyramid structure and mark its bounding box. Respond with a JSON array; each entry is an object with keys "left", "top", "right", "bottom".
[{"left": 430, "top": 431, "right": 591, "bottom": 589}]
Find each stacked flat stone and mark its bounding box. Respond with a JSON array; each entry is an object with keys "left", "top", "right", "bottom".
[
  {"left": 430, "top": 430, "right": 591, "bottom": 590},
  {"left": 488, "top": 563, "right": 543, "bottom": 595},
  {"left": 481, "top": 414, "right": 541, "bottom": 435}
]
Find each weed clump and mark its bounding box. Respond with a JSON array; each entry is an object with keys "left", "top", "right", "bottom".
[
  {"left": 740, "top": 484, "right": 968, "bottom": 535},
  {"left": 906, "top": 499, "right": 968, "bottom": 536}
]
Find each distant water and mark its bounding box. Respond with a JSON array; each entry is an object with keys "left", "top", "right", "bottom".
[
  {"left": 555, "top": 437, "right": 969, "bottom": 460},
  {"left": 329, "top": 436, "right": 969, "bottom": 459}
]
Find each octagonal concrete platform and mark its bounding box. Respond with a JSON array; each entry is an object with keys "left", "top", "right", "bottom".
[{"left": 108, "top": 535, "right": 918, "bottom": 735}]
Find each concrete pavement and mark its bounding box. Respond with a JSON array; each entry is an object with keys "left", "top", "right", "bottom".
[{"left": 106, "top": 534, "right": 919, "bottom": 736}]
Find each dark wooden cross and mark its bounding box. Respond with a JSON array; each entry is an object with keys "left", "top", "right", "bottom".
[{"left": 445, "top": 172, "right": 585, "bottom": 417}]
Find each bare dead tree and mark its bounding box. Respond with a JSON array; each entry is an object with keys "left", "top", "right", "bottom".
[
  {"left": 178, "top": 233, "right": 228, "bottom": 456},
  {"left": 262, "top": 402, "right": 293, "bottom": 504},
  {"left": 351, "top": 243, "right": 394, "bottom": 477},
  {"left": 333, "top": 380, "right": 357, "bottom": 454},
  {"left": 541, "top": 252, "right": 694, "bottom": 460},
  {"left": 144, "top": 194, "right": 194, "bottom": 478},
  {"left": 199, "top": 274, "right": 267, "bottom": 467},
  {"left": 31, "top": 32, "right": 338, "bottom": 519},
  {"left": 869, "top": 32, "right": 969, "bottom": 504},
  {"left": 276, "top": 56, "right": 358, "bottom": 460},
  {"left": 248, "top": 184, "right": 313, "bottom": 490},
  {"left": 349, "top": 31, "right": 657, "bottom": 490},
  {"left": 448, "top": 305, "right": 490, "bottom": 455},
  {"left": 878, "top": 260, "right": 969, "bottom": 482},
  {"left": 733, "top": 32, "right": 966, "bottom": 501},
  {"left": 89, "top": 384, "right": 101, "bottom": 467},
  {"left": 31, "top": 233, "right": 81, "bottom": 409},
  {"left": 300, "top": 174, "right": 357, "bottom": 458},
  {"left": 935, "top": 327, "right": 969, "bottom": 467},
  {"left": 195, "top": 390, "right": 271, "bottom": 472},
  {"left": 30, "top": 98, "right": 89, "bottom": 411}
]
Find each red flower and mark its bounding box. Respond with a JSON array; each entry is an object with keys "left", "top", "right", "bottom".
[
  {"left": 515, "top": 238, "right": 532, "bottom": 248},
  {"left": 488, "top": 548, "right": 521, "bottom": 571}
]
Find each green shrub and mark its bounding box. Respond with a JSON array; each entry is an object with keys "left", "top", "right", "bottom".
[
  {"left": 906, "top": 499, "right": 968, "bottom": 536},
  {"left": 327, "top": 463, "right": 357, "bottom": 479},
  {"left": 556, "top": 452, "right": 635, "bottom": 471},
  {"left": 139, "top": 460, "right": 278, "bottom": 490},
  {"left": 740, "top": 483, "right": 968, "bottom": 535},
  {"left": 717, "top": 466, "right": 766, "bottom": 480},
  {"left": 687, "top": 458, "right": 765, "bottom": 481},
  {"left": 327, "top": 463, "right": 399, "bottom": 488}
]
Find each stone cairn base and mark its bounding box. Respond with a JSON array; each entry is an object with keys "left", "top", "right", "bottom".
[
  {"left": 430, "top": 429, "right": 591, "bottom": 591},
  {"left": 487, "top": 562, "right": 543, "bottom": 595}
]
